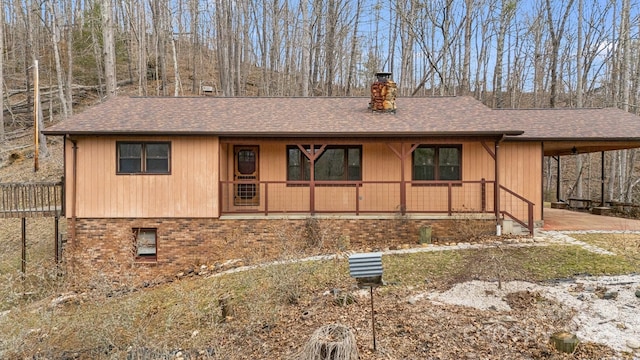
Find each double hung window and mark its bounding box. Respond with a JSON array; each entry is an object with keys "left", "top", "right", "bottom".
[{"left": 117, "top": 142, "right": 170, "bottom": 174}]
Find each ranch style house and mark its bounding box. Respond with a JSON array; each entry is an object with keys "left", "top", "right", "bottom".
[{"left": 43, "top": 94, "right": 640, "bottom": 279}]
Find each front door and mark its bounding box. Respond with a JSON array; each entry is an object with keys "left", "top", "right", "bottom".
[{"left": 234, "top": 146, "right": 259, "bottom": 206}]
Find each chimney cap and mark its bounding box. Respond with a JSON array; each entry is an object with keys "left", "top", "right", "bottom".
[{"left": 375, "top": 72, "right": 392, "bottom": 82}]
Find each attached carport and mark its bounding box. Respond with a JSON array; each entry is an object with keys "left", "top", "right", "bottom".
[{"left": 499, "top": 107, "right": 640, "bottom": 214}]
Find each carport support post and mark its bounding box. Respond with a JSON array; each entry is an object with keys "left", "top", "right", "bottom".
[
  {"left": 601, "top": 151, "right": 605, "bottom": 206},
  {"left": 556, "top": 156, "right": 561, "bottom": 201}
]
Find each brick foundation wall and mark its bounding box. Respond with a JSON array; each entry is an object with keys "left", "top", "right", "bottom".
[{"left": 65, "top": 217, "right": 495, "bottom": 282}]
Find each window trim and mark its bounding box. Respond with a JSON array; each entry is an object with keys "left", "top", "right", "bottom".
[
  {"left": 286, "top": 145, "right": 362, "bottom": 184},
  {"left": 412, "top": 144, "right": 462, "bottom": 183},
  {"left": 133, "top": 228, "right": 157, "bottom": 262},
  {"left": 116, "top": 141, "right": 171, "bottom": 175}
]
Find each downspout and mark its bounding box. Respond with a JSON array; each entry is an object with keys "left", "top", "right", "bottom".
[
  {"left": 495, "top": 135, "right": 505, "bottom": 236},
  {"left": 69, "top": 136, "right": 78, "bottom": 244}
]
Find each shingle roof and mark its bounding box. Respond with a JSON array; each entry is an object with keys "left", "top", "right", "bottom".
[
  {"left": 498, "top": 108, "right": 640, "bottom": 140},
  {"left": 42, "top": 96, "right": 640, "bottom": 141},
  {"left": 42, "top": 96, "right": 522, "bottom": 137}
]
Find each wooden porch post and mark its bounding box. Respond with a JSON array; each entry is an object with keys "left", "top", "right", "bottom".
[
  {"left": 386, "top": 143, "right": 419, "bottom": 215},
  {"left": 297, "top": 144, "right": 327, "bottom": 215},
  {"left": 400, "top": 143, "right": 406, "bottom": 214},
  {"left": 309, "top": 147, "right": 315, "bottom": 215}
]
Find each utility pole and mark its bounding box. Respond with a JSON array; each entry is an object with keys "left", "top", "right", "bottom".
[{"left": 33, "top": 59, "right": 39, "bottom": 172}]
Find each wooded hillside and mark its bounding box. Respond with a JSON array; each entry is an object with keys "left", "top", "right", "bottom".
[{"left": 2, "top": 0, "right": 640, "bottom": 202}]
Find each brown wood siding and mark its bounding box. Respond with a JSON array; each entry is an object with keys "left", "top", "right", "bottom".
[
  {"left": 67, "top": 136, "right": 219, "bottom": 218},
  {"left": 500, "top": 142, "right": 543, "bottom": 222}
]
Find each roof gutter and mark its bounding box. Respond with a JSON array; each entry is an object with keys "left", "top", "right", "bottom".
[{"left": 42, "top": 130, "right": 526, "bottom": 137}]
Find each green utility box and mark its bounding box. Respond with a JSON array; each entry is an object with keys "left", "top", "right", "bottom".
[{"left": 419, "top": 226, "right": 432, "bottom": 244}]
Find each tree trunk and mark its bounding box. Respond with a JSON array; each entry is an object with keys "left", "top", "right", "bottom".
[
  {"left": 138, "top": 0, "right": 147, "bottom": 96},
  {"left": 0, "top": 0, "right": 4, "bottom": 141},
  {"left": 345, "top": 0, "right": 362, "bottom": 96},
  {"left": 190, "top": 0, "right": 199, "bottom": 94},
  {"left": 325, "top": 0, "right": 337, "bottom": 96},
  {"left": 545, "top": 0, "right": 575, "bottom": 108},
  {"left": 102, "top": 0, "right": 117, "bottom": 99},
  {"left": 300, "top": 0, "right": 310, "bottom": 96},
  {"left": 47, "top": 0, "right": 69, "bottom": 119},
  {"left": 461, "top": 0, "right": 472, "bottom": 95}
]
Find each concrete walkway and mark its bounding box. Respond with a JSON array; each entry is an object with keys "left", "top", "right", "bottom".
[{"left": 543, "top": 207, "right": 640, "bottom": 231}]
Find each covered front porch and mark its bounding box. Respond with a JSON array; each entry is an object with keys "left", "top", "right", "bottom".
[{"left": 219, "top": 138, "right": 539, "bottom": 233}]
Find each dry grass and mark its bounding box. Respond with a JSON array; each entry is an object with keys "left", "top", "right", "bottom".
[
  {"left": 1, "top": 240, "right": 638, "bottom": 359},
  {"left": 571, "top": 233, "right": 640, "bottom": 268}
]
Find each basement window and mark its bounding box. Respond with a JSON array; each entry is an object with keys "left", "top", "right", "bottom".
[
  {"left": 133, "top": 228, "right": 157, "bottom": 261},
  {"left": 413, "top": 145, "right": 461, "bottom": 181},
  {"left": 117, "top": 142, "right": 170, "bottom": 174}
]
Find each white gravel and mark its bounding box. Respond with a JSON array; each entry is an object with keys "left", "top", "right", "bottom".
[{"left": 416, "top": 274, "right": 640, "bottom": 353}]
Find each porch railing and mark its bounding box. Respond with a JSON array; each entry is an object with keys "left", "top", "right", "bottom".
[
  {"left": 220, "top": 179, "right": 496, "bottom": 215},
  {"left": 499, "top": 185, "right": 535, "bottom": 234},
  {"left": 221, "top": 179, "right": 534, "bottom": 234},
  {"left": 0, "top": 180, "right": 64, "bottom": 218}
]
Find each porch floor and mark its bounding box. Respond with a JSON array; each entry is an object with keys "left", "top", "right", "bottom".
[{"left": 543, "top": 207, "right": 640, "bottom": 231}]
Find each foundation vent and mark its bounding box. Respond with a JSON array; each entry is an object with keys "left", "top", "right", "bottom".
[{"left": 369, "top": 72, "right": 397, "bottom": 113}]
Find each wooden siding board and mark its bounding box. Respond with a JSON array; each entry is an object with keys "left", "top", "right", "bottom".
[
  {"left": 70, "top": 136, "right": 218, "bottom": 218},
  {"left": 499, "top": 142, "right": 542, "bottom": 222}
]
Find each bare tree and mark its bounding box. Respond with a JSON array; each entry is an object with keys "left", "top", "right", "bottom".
[
  {"left": 493, "top": 0, "right": 516, "bottom": 108},
  {"left": 545, "top": 0, "right": 575, "bottom": 108},
  {"left": 345, "top": 0, "right": 362, "bottom": 96},
  {"left": 300, "top": 0, "right": 310, "bottom": 96},
  {"left": 461, "top": 0, "right": 473, "bottom": 95},
  {"left": 46, "top": 0, "right": 69, "bottom": 118},
  {"left": 0, "top": 0, "right": 4, "bottom": 141},
  {"left": 102, "top": 0, "right": 117, "bottom": 99}
]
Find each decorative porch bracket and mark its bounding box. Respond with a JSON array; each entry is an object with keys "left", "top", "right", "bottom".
[
  {"left": 386, "top": 143, "right": 420, "bottom": 215},
  {"left": 297, "top": 144, "right": 327, "bottom": 215}
]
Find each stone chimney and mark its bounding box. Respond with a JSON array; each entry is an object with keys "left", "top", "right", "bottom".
[{"left": 369, "top": 72, "right": 397, "bottom": 113}]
